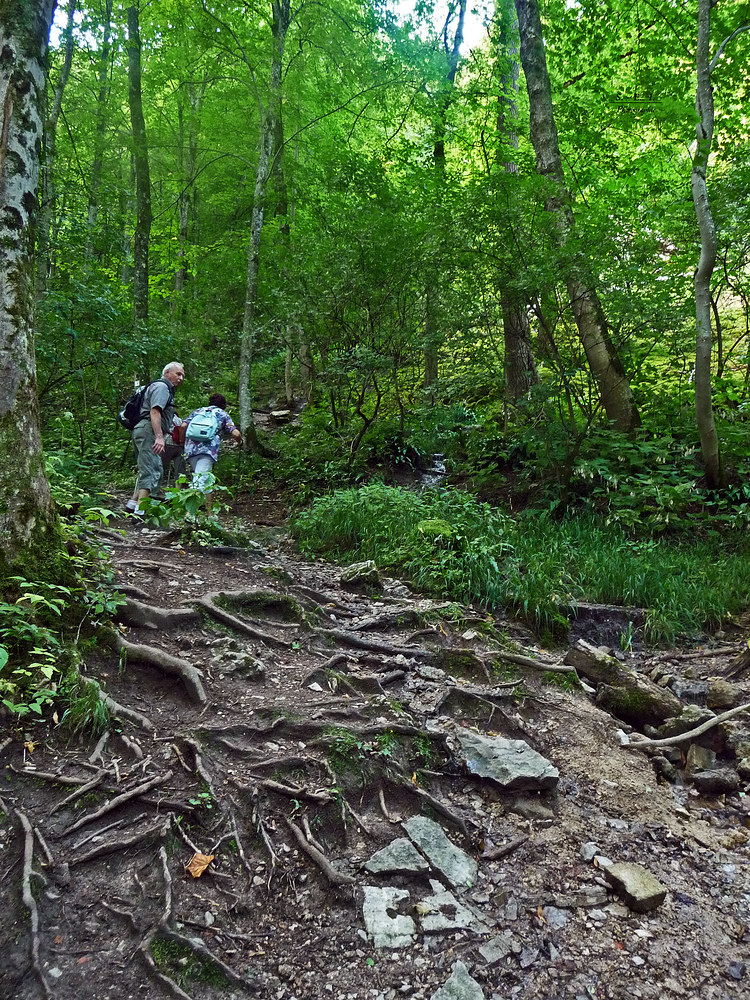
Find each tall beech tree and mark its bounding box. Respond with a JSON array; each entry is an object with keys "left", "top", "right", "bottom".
[
  {"left": 238, "top": 0, "right": 291, "bottom": 451},
  {"left": 494, "top": 0, "right": 538, "bottom": 399},
  {"left": 127, "top": 4, "right": 151, "bottom": 331},
  {"left": 0, "top": 0, "right": 67, "bottom": 581},
  {"left": 691, "top": 5, "right": 749, "bottom": 487},
  {"left": 514, "top": 0, "right": 640, "bottom": 431},
  {"left": 35, "top": 0, "right": 75, "bottom": 297}
]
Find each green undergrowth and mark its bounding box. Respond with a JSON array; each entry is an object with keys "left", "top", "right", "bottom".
[{"left": 293, "top": 482, "right": 750, "bottom": 643}]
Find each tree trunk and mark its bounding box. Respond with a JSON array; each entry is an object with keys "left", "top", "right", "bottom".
[
  {"left": 127, "top": 5, "right": 151, "bottom": 330},
  {"left": 85, "top": 0, "right": 113, "bottom": 261},
  {"left": 514, "top": 0, "right": 640, "bottom": 431},
  {"left": 0, "top": 0, "right": 67, "bottom": 581},
  {"left": 496, "top": 0, "right": 538, "bottom": 398},
  {"left": 35, "top": 0, "right": 76, "bottom": 297},
  {"left": 691, "top": 0, "right": 722, "bottom": 487},
  {"left": 424, "top": 0, "right": 466, "bottom": 393},
  {"left": 238, "top": 0, "right": 290, "bottom": 450}
]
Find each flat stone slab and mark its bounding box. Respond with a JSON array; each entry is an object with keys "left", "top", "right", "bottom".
[
  {"left": 403, "top": 816, "right": 477, "bottom": 888},
  {"left": 418, "top": 880, "right": 489, "bottom": 934},
  {"left": 477, "top": 930, "right": 516, "bottom": 965},
  {"left": 364, "top": 838, "right": 429, "bottom": 875},
  {"left": 430, "top": 961, "right": 485, "bottom": 1000},
  {"left": 361, "top": 886, "right": 415, "bottom": 949},
  {"left": 603, "top": 863, "right": 667, "bottom": 913},
  {"left": 456, "top": 727, "right": 559, "bottom": 792}
]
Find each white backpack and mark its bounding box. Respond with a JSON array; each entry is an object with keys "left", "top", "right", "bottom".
[{"left": 186, "top": 408, "right": 220, "bottom": 442}]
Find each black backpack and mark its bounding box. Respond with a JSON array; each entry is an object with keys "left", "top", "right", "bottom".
[{"left": 117, "top": 378, "right": 174, "bottom": 431}]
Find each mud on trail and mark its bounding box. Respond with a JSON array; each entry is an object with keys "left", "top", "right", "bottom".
[{"left": 1, "top": 508, "right": 750, "bottom": 1000}]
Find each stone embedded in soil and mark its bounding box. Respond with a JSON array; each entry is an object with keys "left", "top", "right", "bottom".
[
  {"left": 418, "top": 879, "right": 490, "bottom": 934},
  {"left": 340, "top": 560, "right": 381, "bottom": 589},
  {"left": 402, "top": 816, "right": 477, "bottom": 888},
  {"left": 478, "top": 931, "right": 516, "bottom": 965},
  {"left": 691, "top": 768, "right": 741, "bottom": 794},
  {"left": 364, "top": 838, "right": 430, "bottom": 875},
  {"left": 603, "top": 862, "right": 667, "bottom": 913},
  {"left": 456, "top": 727, "right": 559, "bottom": 792},
  {"left": 361, "top": 886, "right": 416, "bottom": 949},
  {"left": 659, "top": 704, "right": 716, "bottom": 738},
  {"left": 707, "top": 680, "right": 742, "bottom": 710},
  {"left": 685, "top": 744, "right": 716, "bottom": 776},
  {"left": 430, "top": 961, "right": 485, "bottom": 1000}
]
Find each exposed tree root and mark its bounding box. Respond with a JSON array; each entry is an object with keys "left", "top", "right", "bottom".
[
  {"left": 179, "top": 737, "right": 219, "bottom": 800},
  {"left": 11, "top": 766, "right": 88, "bottom": 786},
  {"left": 88, "top": 731, "right": 110, "bottom": 764},
  {"left": 193, "top": 593, "right": 290, "bottom": 647},
  {"left": 114, "top": 635, "right": 206, "bottom": 704},
  {"left": 70, "top": 817, "right": 169, "bottom": 866},
  {"left": 14, "top": 810, "right": 51, "bottom": 999},
  {"left": 483, "top": 835, "right": 529, "bottom": 860},
  {"left": 378, "top": 787, "right": 400, "bottom": 824},
  {"left": 626, "top": 702, "right": 750, "bottom": 750},
  {"left": 72, "top": 811, "right": 149, "bottom": 851},
  {"left": 313, "top": 628, "right": 434, "bottom": 660},
  {"left": 119, "top": 598, "right": 201, "bottom": 630},
  {"left": 50, "top": 768, "right": 107, "bottom": 815},
  {"left": 349, "top": 609, "right": 424, "bottom": 632},
  {"left": 61, "top": 770, "right": 173, "bottom": 836},
  {"left": 115, "top": 582, "right": 153, "bottom": 601},
  {"left": 388, "top": 774, "right": 473, "bottom": 842},
  {"left": 484, "top": 650, "right": 574, "bottom": 675},
  {"left": 342, "top": 798, "right": 375, "bottom": 838},
  {"left": 257, "top": 778, "right": 335, "bottom": 805},
  {"left": 285, "top": 818, "right": 355, "bottom": 886},
  {"left": 98, "top": 686, "right": 155, "bottom": 731}
]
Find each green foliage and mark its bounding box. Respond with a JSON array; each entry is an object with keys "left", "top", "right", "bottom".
[
  {"left": 294, "top": 483, "right": 750, "bottom": 642},
  {"left": 542, "top": 670, "right": 580, "bottom": 693},
  {"left": 151, "top": 937, "right": 229, "bottom": 987}
]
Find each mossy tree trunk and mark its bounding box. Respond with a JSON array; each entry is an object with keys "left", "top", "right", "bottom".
[
  {"left": 0, "top": 0, "right": 67, "bottom": 582},
  {"left": 514, "top": 0, "right": 640, "bottom": 432}
]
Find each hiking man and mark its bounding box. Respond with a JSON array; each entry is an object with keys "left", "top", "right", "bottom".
[
  {"left": 182, "top": 393, "right": 241, "bottom": 504},
  {"left": 125, "top": 362, "right": 185, "bottom": 514}
]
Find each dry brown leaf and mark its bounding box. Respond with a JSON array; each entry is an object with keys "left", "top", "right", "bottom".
[{"left": 185, "top": 852, "right": 215, "bottom": 878}]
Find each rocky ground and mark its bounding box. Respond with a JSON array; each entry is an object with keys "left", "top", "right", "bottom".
[{"left": 1, "top": 503, "right": 750, "bottom": 1000}]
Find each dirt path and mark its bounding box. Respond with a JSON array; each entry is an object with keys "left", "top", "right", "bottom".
[{"left": 1, "top": 512, "right": 749, "bottom": 1000}]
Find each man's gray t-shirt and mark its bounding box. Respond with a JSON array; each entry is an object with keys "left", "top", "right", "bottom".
[{"left": 138, "top": 379, "right": 175, "bottom": 433}]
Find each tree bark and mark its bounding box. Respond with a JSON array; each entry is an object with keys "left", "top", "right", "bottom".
[
  {"left": 35, "top": 0, "right": 76, "bottom": 297},
  {"left": 691, "top": 0, "right": 722, "bottom": 487},
  {"left": 0, "top": 0, "right": 67, "bottom": 580},
  {"left": 514, "top": 0, "right": 640, "bottom": 431},
  {"left": 127, "top": 4, "right": 151, "bottom": 330},
  {"left": 238, "top": 0, "right": 290, "bottom": 450},
  {"left": 424, "top": 0, "right": 466, "bottom": 394},
  {"left": 85, "top": 0, "right": 113, "bottom": 262},
  {"left": 495, "top": 0, "right": 538, "bottom": 398}
]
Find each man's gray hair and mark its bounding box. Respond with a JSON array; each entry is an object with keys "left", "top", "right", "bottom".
[{"left": 162, "top": 362, "right": 184, "bottom": 376}]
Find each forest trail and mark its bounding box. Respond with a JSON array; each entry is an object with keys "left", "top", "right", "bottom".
[{"left": 1, "top": 507, "right": 749, "bottom": 1000}]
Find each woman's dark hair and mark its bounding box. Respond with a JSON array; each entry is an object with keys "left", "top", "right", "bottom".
[{"left": 208, "top": 393, "right": 227, "bottom": 409}]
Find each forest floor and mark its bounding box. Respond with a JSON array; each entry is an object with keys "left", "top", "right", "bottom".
[{"left": 1, "top": 495, "right": 750, "bottom": 1000}]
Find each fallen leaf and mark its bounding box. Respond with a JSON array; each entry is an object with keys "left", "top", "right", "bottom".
[
  {"left": 537, "top": 905, "right": 546, "bottom": 924},
  {"left": 24, "top": 741, "right": 36, "bottom": 753},
  {"left": 77, "top": 956, "right": 92, "bottom": 965},
  {"left": 185, "top": 852, "right": 215, "bottom": 878}
]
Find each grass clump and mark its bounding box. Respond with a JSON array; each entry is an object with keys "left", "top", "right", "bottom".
[{"left": 293, "top": 482, "right": 750, "bottom": 642}]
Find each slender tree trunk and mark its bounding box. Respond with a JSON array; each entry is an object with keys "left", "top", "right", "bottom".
[
  {"left": 424, "top": 0, "right": 466, "bottom": 393},
  {"left": 85, "top": 0, "right": 113, "bottom": 261},
  {"left": 174, "top": 80, "right": 204, "bottom": 302},
  {"left": 35, "top": 0, "right": 76, "bottom": 297},
  {"left": 496, "top": 0, "right": 538, "bottom": 398},
  {"left": 692, "top": 0, "right": 722, "bottom": 487},
  {"left": 0, "top": 0, "right": 67, "bottom": 581},
  {"left": 514, "top": 0, "right": 640, "bottom": 431},
  {"left": 238, "top": 0, "right": 290, "bottom": 450},
  {"left": 127, "top": 5, "right": 151, "bottom": 330}
]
